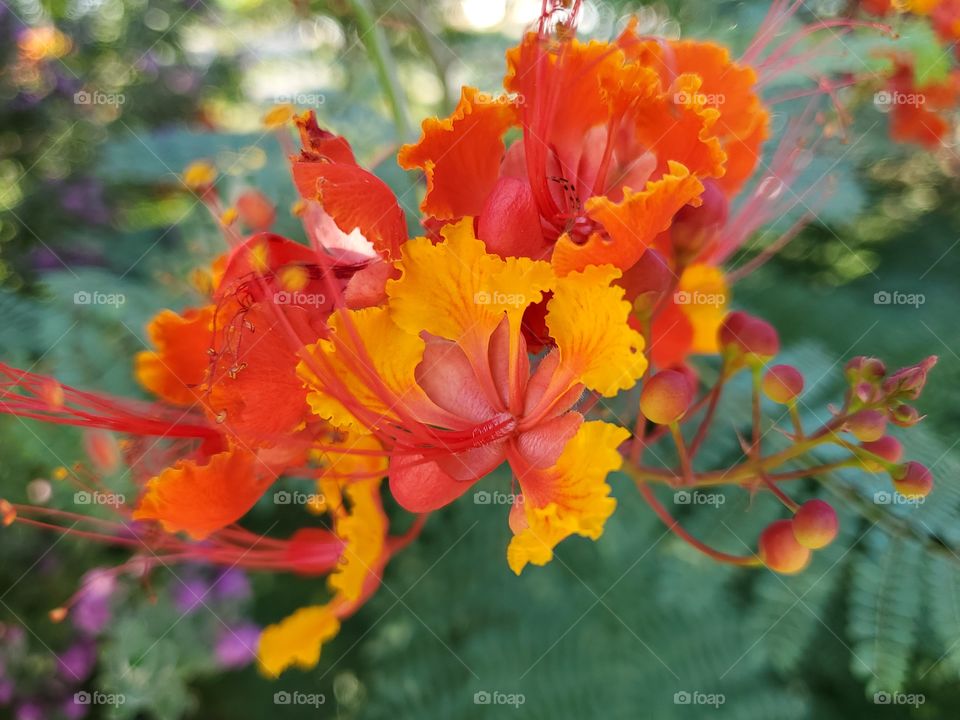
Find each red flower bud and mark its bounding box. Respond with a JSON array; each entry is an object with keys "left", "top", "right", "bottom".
[
  {"left": 892, "top": 461, "right": 933, "bottom": 499},
  {"left": 882, "top": 356, "right": 937, "bottom": 400},
  {"left": 845, "top": 356, "right": 886, "bottom": 382},
  {"left": 620, "top": 249, "right": 673, "bottom": 316},
  {"left": 859, "top": 435, "right": 903, "bottom": 472},
  {"left": 670, "top": 180, "right": 728, "bottom": 262},
  {"left": 640, "top": 370, "right": 694, "bottom": 425},
  {"left": 890, "top": 404, "right": 922, "bottom": 428},
  {"left": 845, "top": 409, "right": 887, "bottom": 442},
  {"left": 791, "top": 499, "right": 839, "bottom": 550},
  {"left": 236, "top": 189, "right": 276, "bottom": 231},
  {"left": 759, "top": 519, "right": 811, "bottom": 574},
  {"left": 762, "top": 364, "right": 804, "bottom": 404},
  {"left": 718, "top": 312, "right": 780, "bottom": 362}
]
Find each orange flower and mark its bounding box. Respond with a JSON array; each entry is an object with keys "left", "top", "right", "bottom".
[
  {"left": 397, "top": 23, "right": 731, "bottom": 274},
  {"left": 300, "top": 219, "right": 640, "bottom": 573}
]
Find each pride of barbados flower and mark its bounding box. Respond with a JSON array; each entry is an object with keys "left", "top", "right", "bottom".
[{"left": 299, "top": 218, "right": 644, "bottom": 574}]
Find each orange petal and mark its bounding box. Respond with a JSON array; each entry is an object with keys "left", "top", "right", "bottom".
[
  {"left": 552, "top": 161, "right": 704, "bottom": 275},
  {"left": 398, "top": 86, "right": 516, "bottom": 220},
  {"left": 135, "top": 306, "right": 215, "bottom": 406},
  {"left": 133, "top": 445, "right": 267, "bottom": 539},
  {"left": 258, "top": 604, "right": 341, "bottom": 677}
]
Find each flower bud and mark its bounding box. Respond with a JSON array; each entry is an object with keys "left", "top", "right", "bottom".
[
  {"left": 845, "top": 409, "right": 887, "bottom": 442},
  {"left": 859, "top": 435, "right": 903, "bottom": 471},
  {"left": 892, "top": 461, "right": 933, "bottom": 499},
  {"left": 670, "top": 180, "right": 728, "bottom": 263},
  {"left": 622, "top": 249, "right": 673, "bottom": 317},
  {"left": 762, "top": 364, "right": 804, "bottom": 404},
  {"left": 718, "top": 311, "right": 780, "bottom": 362},
  {"left": 845, "top": 356, "right": 886, "bottom": 383},
  {"left": 236, "top": 189, "right": 276, "bottom": 232},
  {"left": 883, "top": 356, "right": 937, "bottom": 401},
  {"left": 640, "top": 370, "right": 694, "bottom": 425},
  {"left": 791, "top": 499, "right": 839, "bottom": 549},
  {"left": 890, "top": 404, "right": 922, "bottom": 428},
  {"left": 759, "top": 519, "right": 811, "bottom": 574},
  {"left": 183, "top": 160, "right": 216, "bottom": 193}
]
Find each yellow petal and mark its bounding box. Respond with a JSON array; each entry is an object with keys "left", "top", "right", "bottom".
[
  {"left": 299, "top": 307, "right": 427, "bottom": 432},
  {"left": 676, "top": 264, "right": 729, "bottom": 354},
  {"left": 508, "top": 421, "right": 629, "bottom": 574},
  {"left": 258, "top": 604, "right": 341, "bottom": 677},
  {"left": 545, "top": 265, "right": 648, "bottom": 397},
  {"left": 386, "top": 218, "right": 554, "bottom": 357},
  {"left": 329, "top": 478, "right": 388, "bottom": 601}
]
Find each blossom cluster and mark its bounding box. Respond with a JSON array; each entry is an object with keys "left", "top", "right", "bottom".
[{"left": 0, "top": 0, "right": 942, "bottom": 678}]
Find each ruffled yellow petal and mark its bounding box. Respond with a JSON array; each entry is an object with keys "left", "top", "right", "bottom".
[
  {"left": 386, "top": 218, "right": 554, "bottom": 356},
  {"left": 258, "top": 604, "right": 341, "bottom": 677},
  {"left": 329, "top": 478, "right": 388, "bottom": 601},
  {"left": 299, "top": 307, "right": 427, "bottom": 432},
  {"left": 677, "top": 264, "right": 729, "bottom": 354},
  {"left": 545, "top": 265, "right": 648, "bottom": 397},
  {"left": 508, "top": 421, "right": 628, "bottom": 574}
]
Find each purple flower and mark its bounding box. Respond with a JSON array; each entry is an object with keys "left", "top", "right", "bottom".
[
  {"left": 70, "top": 569, "right": 117, "bottom": 637},
  {"left": 173, "top": 576, "right": 211, "bottom": 614},
  {"left": 57, "top": 641, "right": 96, "bottom": 683},
  {"left": 0, "top": 680, "right": 14, "bottom": 705},
  {"left": 15, "top": 702, "right": 44, "bottom": 720},
  {"left": 60, "top": 698, "right": 89, "bottom": 720},
  {"left": 214, "top": 568, "right": 251, "bottom": 602},
  {"left": 214, "top": 622, "right": 260, "bottom": 669}
]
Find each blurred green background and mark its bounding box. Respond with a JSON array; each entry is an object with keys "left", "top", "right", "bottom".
[{"left": 1, "top": 0, "right": 960, "bottom": 717}]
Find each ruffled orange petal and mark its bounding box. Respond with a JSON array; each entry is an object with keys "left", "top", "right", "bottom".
[
  {"left": 133, "top": 445, "right": 266, "bottom": 540},
  {"left": 507, "top": 421, "right": 628, "bottom": 574},
  {"left": 398, "top": 86, "right": 516, "bottom": 220},
  {"left": 618, "top": 33, "right": 768, "bottom": 194},
  {"left": 135, "top": 306, "right": 215, "bottom": 406},
  {"left": 292, "top": 112, "right": 406, "bottom": 259},
  {"left": 552, "top": 161, "right": 704, "bottom": 275},
  {"left": 505, "top": 33, "right": 625, "bottom": 163}
]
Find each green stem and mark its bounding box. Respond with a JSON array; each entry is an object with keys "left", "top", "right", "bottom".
[{"left": 346, "top": 0, "right": 414, "bottom": 140}]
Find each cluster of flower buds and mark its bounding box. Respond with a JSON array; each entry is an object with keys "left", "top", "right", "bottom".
[{"left": 627, "top": 310, "right": 936, "bottom": 575}]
